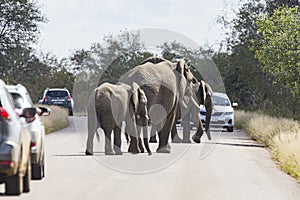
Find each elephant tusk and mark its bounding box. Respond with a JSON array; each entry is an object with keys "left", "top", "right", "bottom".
[
  {"left": 180, "top": 99, "right": 188, "bottom": 109},
  {"left": 190, "top": 96, "right": 200, "bottom": 109}
]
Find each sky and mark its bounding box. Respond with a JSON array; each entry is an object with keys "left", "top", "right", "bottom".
[{"left": 36, "top": 0, "right": 241, "bottom": 58}]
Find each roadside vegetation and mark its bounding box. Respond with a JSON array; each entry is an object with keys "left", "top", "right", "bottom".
[
  {"left": 235, "top": 110, "right": 300, "bottom": 183},
  {"left": 39, "top": 105, "right": 69, "bottom": 134}
]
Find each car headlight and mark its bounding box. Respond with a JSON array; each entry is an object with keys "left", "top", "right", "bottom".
[{"left": 224, "top": 112, "right": 233, "bottom": 115}]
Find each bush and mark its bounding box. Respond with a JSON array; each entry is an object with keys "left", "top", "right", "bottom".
[
  {"left": 39, "top": 105, "right": 69, "bottom": 134},
  {"left": 235, "top": 110, "right": 300, "bottom": 183}
]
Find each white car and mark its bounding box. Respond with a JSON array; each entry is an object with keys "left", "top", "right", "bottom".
[
  {"left": 6, "top": 84, "right": 49, "bottom": 180},
  {"left": 200, "top": 92, "right": 237, "bottom": 132}
]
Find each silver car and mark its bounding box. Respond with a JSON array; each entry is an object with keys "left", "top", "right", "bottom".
[
  {"left": 6, "top": 84, "right": 49, "bottom": 180},
  {"left": 0, "top": 80, "right": 31, "bottom": 195},
  {"left": 200, "top": 92, "right": 238, "bottom": 132}
]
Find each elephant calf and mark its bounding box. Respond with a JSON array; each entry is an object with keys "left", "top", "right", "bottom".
[{"left": 85, "top": 82, "right": 150, "bottom": 155}]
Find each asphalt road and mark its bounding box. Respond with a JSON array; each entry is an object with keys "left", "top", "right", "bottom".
[{"left": 1, "top": 116, "right": 300, "bottom": 200}]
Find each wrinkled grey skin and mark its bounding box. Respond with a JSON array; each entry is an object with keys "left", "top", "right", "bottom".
[
  {"left": 85, "top": 82, "right": 149, "bottom": 155},
  {"left": 119, "top": 56, "right": 197, "bottom": 153}
]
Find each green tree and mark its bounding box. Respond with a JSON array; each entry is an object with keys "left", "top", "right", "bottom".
[
  {"left": 254, "top": 6, "right": 300, "bottom": 95},
  {"left": 70, "top": 31, "right": 153, "bottom": 112},
  {"left": 0, "top": 0, "right": 46, "bottom": 51}
]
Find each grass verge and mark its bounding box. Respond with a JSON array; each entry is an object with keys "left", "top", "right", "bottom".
[
  {"left": 235, "top": 110, "right": 300, "bottom": 183},
  {"left": 38, "top": 105, "right": 69, "bottom": 134}
]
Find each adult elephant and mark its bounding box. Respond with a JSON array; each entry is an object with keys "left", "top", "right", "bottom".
[
  {"left": 119, "top": 56, "right": 197, "bottom": 153},
  {"left": 85, "top": 82, "right": 149, "bottom": 155},
  {"left": 171, "top": 80, "right": 213, "bottom": 143}
]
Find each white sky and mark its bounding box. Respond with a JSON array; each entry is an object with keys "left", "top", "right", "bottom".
[{"left": 36, "top": 0, "right": 241, "bottom": 58}]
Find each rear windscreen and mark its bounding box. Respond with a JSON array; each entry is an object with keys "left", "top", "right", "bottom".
[{"left": 46, "top": 91, "right": 68, "bottom": 97}]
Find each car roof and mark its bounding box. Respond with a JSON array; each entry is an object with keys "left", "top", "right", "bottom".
[{"left": 6, "top": 84, "right": 28, "bottom": 94}]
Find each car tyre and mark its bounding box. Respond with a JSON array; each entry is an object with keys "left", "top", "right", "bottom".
[
  {"left": 5, "top": 168, "right": 23, "bottom": 195},
  {"left": 227, "top": 126, "right": 234, "bottom": 132},
  {"left": 32, "top": 152, "right": 45, "bottom": 180},
  {"left": 69, "top": 108, "right": 73, "bottom": 116}
]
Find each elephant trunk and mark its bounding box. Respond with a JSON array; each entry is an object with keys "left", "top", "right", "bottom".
[{"left": 204, "top": 97, "right": 213, "bottom": 140}]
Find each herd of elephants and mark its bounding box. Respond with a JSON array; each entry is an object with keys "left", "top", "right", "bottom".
[{"left": 85, "top": 56, "right": 213, "bottom": 155}]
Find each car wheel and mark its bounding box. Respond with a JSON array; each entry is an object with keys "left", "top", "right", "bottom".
[
  {"left": 5, "top": 167, "right": 23, "bottom": 195},
  {"left": 227, "top": 126, "right": 234, "bottom": 132},
  {"left": 23, "top": 158, "right": 31, "bottom": 192},
  {"left": 69, "top": 108, "right": 73, "bottom": 116},
  {"left": 32, "top": 150, "right": 45, "bottom": 180},
  {"left": 32, "top": 164, "right": 43, "bottom": 180}
]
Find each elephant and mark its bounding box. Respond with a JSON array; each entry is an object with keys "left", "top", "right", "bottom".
[
  {"left": 171, "top": 80, "right": 213, "bottom": 143},
  {"left": 85, "top": 82, "right": 150, "bottom": 155},
  {"left": 144, "top": 60, "right": 213, "bottom": 144},
  {"left": 119, "top": 56, "right": 197, "bottom": 153}
]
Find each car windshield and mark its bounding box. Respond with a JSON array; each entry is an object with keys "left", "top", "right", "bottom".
[
  {"left": 212, "top": 96, "right": 230, "bottom": 106},
  {"left": 46, "top": 91, "right": 68, "bottom": 97}
]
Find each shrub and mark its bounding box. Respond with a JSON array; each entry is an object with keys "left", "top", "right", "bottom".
[
  {"left": 235, "top": 110, "right": 300, "bottom": 183},
  {"left": 39, "top": 105, "right": 69, "bottom": 134}
]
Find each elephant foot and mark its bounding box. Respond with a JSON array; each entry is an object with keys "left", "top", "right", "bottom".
[
  {"left": 192, "top": 133, "right": 201, "bottom": 143},
  {"left": 128, "top": 145, "right": 140, "bottom": 154},
  {"left": 114, "top": 148, "right": 123, "bottom": 155},
  {"left": 156, "top": 146, "right": 171, "bottom": 154},
  {"left": 138, "top": 140, "right": 145, "bottom": 153},
  {"left": 182, "top": 139, "right": 191, "bottom": 143},
  {"left": 172, "top": 135, "right": 183, "bottom": 143},
  {"left": 85, "top": 150, "right": 93, "bottom": 156},
  {"left": 149, "top": 136, "right": 157, "bottom": 143},
  {"left": 105, "top": 150, "right": 116, "bottom": 155}
]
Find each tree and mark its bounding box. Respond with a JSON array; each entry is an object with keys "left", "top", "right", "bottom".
[
  {"left": 0, "top": 0, "right": 46, "bottom": 51},
  {"left": 70, "top": 31, "right": 153, "bottom": 112},
  {"left": 254, "top": 6, "right": 300, "bottom": 95}
]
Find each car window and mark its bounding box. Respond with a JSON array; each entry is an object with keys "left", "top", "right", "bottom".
[
  {"left": 212, "top": 96, "right": 231, "bottom": 106},
  {"left": 10, "top": 93, "right": 24, "bottom": 109},
  {"left": 46, "top": 90, "right": 68, "bottom": 97}
]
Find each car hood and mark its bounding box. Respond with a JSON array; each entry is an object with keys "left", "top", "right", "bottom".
[
  {"left": 213, "top": 105, "right": 234, "bottom": 113},
  {"left": 200, "top": 105, "right": 234, "bottom": 113}
]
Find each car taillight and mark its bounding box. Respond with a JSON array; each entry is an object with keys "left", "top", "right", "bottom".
[
  {"left": 0, "top": 161, "right": 15, "bottom": 167},
  {"left": 0, "top": 107, "right": 9, "bottom": 119},
  {"left": 67, "top": 96, "right": 71, "bottom": 102},
  {"left": 44, "top": 96, "right": 48, "bottom": 102},
  {"left": 31, "top": 142, "right": 36, "bottom": 147}
]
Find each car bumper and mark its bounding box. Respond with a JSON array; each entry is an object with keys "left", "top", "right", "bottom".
[{"left": 200, "top": 115, "right": 234, "bottom": 129}]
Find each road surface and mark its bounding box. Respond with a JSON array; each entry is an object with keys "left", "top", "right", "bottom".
[{"left": 1, "top": 116, "right": 300, "bottom": 200}]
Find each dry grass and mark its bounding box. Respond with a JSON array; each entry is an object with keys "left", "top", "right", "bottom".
[
  {"left": 38, "top": 105, "right": 69, "bottom": 134},
  {"left": 235, "top": 110, "right": 300, "bottom": 183}
]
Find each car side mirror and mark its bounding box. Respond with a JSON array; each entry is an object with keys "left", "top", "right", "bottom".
[
  {"left": 37, "top": 106, "right": 51, "bottom": 116},
  {"left": 232, "top": 102, "right": 238, "bottom": 107}
]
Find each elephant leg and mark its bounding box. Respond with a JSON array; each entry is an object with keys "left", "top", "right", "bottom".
[
  {"left": 192, "top": 120, "right": 205, "bottom": 143},
  {"left": 149, "top": 126, "right": 157, "bottom": 143},
  {"left": 113, "top": 126, "right": 122, "bottom": 155},
  {"left": 126, "top": 121, "right": 140, "bottom": 154},
  {"left": 171, "top": 122, "right": 183, "bottom": 143},
  {"left": 104, "top": 129, "right": 115, "bottom": 155},
  {"left": 182, "top": 113, "right": 191, "bottom": 143},
  {"left": 86, "top": 99, "right": 98, "bottom": 155},
  {"left": 142, "top": 126, "right": 151, "bottom": 155},
  {"left": 156, "top": 112, "right": 176, "bottom": 153},
  {"left": 137, "top": 126, "right": 144, "bottom": 153},
  {"left": 171, "top": 105, "right": 182, "bottom": 143}
]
